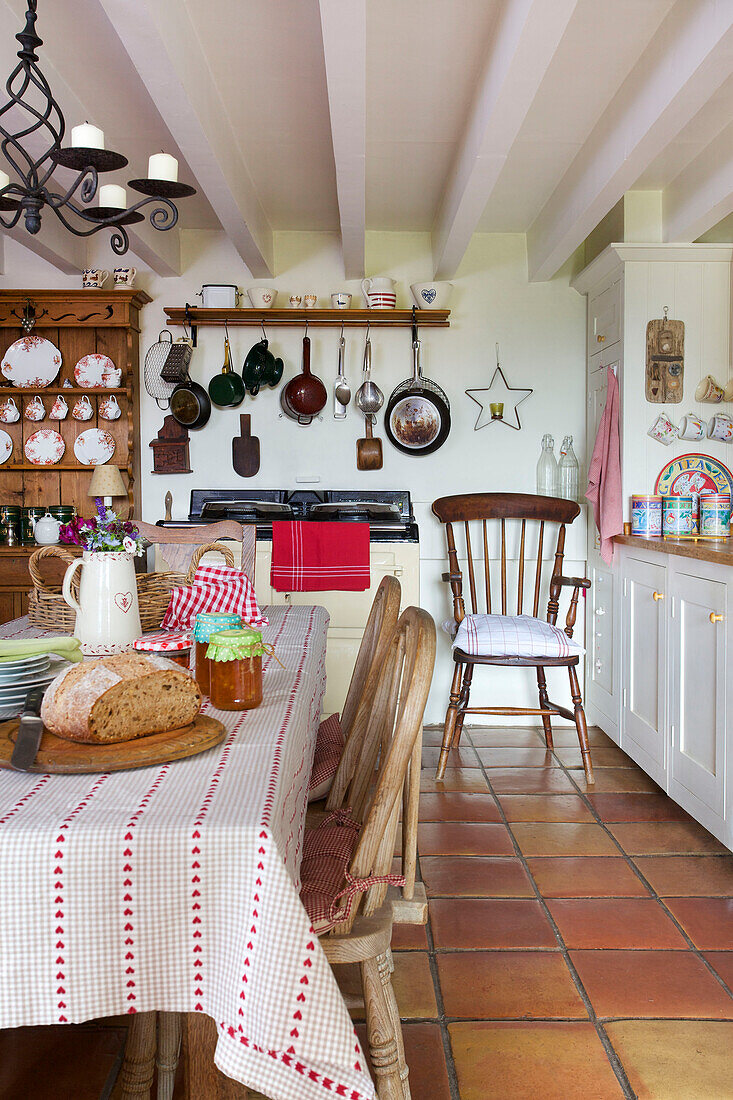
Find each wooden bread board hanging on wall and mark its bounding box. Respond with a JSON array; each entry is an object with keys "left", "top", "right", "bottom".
[{"left": 646, "top": 309, "right": 684, "bottom": 403}]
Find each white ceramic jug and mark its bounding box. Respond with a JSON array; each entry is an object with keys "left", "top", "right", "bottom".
[
  {"left": 361, "top": 276, "right": 396, "bottom": 308},
  {"left": 62, "top": 551, "right": 141, "bottom": 655}
]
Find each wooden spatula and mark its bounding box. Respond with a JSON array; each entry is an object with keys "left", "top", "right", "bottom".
[
  {"left": 232, "top": 413, "right": 260, "bottom": 477},
  {"left": 356, "top": 414, "right": 382, "bottom": 470}
]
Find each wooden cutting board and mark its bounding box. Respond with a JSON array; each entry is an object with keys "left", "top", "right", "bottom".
[{"left": 0, "top": 713, "right": 225, "bottom": 773}]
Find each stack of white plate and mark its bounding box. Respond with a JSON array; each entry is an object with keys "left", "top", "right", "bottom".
[{"left": 0, "top": 654, "right": 68, "bottom": 720}]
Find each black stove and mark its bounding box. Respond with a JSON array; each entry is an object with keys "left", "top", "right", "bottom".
[{"left": 158, "top": 489, "right": 418, "bottom": 543}]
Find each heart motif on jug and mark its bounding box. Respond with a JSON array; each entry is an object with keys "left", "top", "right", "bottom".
[
  {"left": 421, "top": 288, "right": 437, "bottom": 304},
  {"left": 114, "top": 591, "right": 133, "bottom": 613}
]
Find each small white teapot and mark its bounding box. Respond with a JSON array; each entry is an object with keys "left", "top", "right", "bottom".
[{"left": 33, "top": 512, "right": 61, "bottom": 545}]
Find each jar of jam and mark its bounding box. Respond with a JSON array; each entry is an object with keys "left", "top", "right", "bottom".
[
  {"left": 207, "top": 628, "right": 264, "bottom": 711},
  {"left": 193, "top": 613, "right": 242, "bottom": 696},
  {"left": 133, "top": 631, "right": 193, "bottom": 668}
]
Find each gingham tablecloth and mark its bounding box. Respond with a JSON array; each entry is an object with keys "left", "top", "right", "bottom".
[{"left": 0, "top": 606, "right": 376, "bottom": 1100}]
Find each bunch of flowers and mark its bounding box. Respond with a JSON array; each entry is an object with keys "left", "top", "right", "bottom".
[{"left": 59, "top": 498, "right": 144, "bottom": 556}]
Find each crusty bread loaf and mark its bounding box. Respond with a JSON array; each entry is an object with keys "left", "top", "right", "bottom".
[{"left": 40, "top": 652, "right": 202, "bottom": 744}]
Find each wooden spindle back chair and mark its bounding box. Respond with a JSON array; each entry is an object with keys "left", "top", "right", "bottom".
[{"left": 432, "top": 493, "right": 593, "bottom": 783}]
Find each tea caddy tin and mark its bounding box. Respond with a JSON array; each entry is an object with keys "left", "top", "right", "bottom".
[
  {"left": 662, "top": 495, "right": 696, "bottom": 536},
  {"left": 699, "top": 493, "right": 731, "bottom": 539},
  {"left": 0, "top": 504, "right": 20, "bottom": 546},
  {"left": 631, "top": 495, "right": 663, "bottom": 538}
]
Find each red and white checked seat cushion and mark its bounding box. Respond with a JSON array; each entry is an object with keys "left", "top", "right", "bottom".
[
  {"left": 308, "top": 713, "right": 344, "bottom": 802},
  {"left": 161, "top": 564, "right": 266, "bottom": 630},
  {"left": 300, "top": 810, "right": 404, "bottom": 935},
  {"left": 453, "top": 613, "right": 584, "bottom": 659}
]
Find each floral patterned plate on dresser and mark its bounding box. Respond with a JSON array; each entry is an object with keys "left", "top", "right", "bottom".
[
  {"left": 73, "top": 428, "right": 115, "bottom": 466},
  {"left": 74, "top": 353, "right": 116, "bottom": 388},
  {"left": 24, "top": 429, "right": 65, "bottom": 465},
  {"left": 1, "top": 335, "right": 62, "bottom": 387},
  {"left": 0, "top": 428, "right": 12, "bottom": 465}
]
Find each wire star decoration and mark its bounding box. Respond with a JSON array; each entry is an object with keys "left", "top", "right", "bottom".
[{"left": 465, "top": 346, "right": 533, "bottom": 431}]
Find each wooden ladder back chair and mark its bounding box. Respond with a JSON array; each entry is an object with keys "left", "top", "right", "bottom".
[
  {"left": 432, "top": 493, "right": 593, "bottom": 784},
  {"left": 303, "top": 606, "right": 436, "bottom": 1100},
  {"left": 135, "top": 519, "right": 256, "bottom": 582}
]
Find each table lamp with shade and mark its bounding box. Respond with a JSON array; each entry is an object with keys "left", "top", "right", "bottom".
[{"left": 88, "top": 464, "right": 127, "bottom": 510}]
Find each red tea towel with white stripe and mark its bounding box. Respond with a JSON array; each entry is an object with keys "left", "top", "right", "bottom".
[
  {"left": 271, "top": 521, "right": 370, "bottom": 592},
  {"left": 161, "top": 562, "right": 267, "bottom": 630}
]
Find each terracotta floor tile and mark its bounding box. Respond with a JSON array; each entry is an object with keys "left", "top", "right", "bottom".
[
  {"left": 547, "top": 898, "right": 687, "bottom": 949},
  {"left": 0, "top": 1024, "right": 127, "bottom": 1100},
  {"left": 665, "top": 897, "right": 733, "bottom": 949},
  {"left": 605, "top": 1020, "right": 733, "bottom": 1100},
  {"left": 704, "top": 952, "right": 733, "bottom": 990},
  {"left": 418, "top": 792, "right": 502, "bottom": 822},
  {"left": 421, "top": 744, "right": 481, "bottom": 769},
  {"left": 635, "top": 855, "right": 733, "bottom": 896},
  {"left": 487, "top": 768, "right": 577, "bottom": 794},
  {"left": 357, "top": 1022, "right": 451, "bottom": 1100},
  {"left": 511, "top": 822, "right": 619, "bottom": 857},
  {"left": 498, "top": 795, "right": 595, "bottom": 823},
  {"left": 608, "top": 821, "right": 728, "bottom": 855},
  {"left": 430, "top": 897, "right": 557, "bottom": 949},
  {"left": 570, "top": 950, "right": 733, "bottom": 1018},
  {"left": 390, "top": 922, "right": 429, "bottom": 950},
  {"left": 527, "top": 856, "right": 650, "bottom": 897},
  {"left": 421, "top": 855, "right": 534, "bottom": 897},
  {"left": 420, "top": 768, "right": 490, "bottom": 794},
  {"left": 422, "top": 727, "right": 449, "bottom": 745},
  {"left": 588, "top": 792, "right": 694, "bottom": 822},
  {"left": 449, "top": 1021, "right": 624, "bottom": 1100},
  {"left": 476, "top": 746, "right": 560, "bottom": 767},
  {"left": 417, "top": 821, "right": 514, "bottom": 856},
  {"left": 548, "top": 728, "right": 614, "bottom": 747},
  {"left": 555, "top": 744, "right": 636, "bottom": 768},
  {"left": 334, "top": 951, "right": 437, "bottom": 1019},
  {"left": 467, "top": 728, "right": 545, "bottom": 747},
  {"left": 574, "top": 767, "right": 663, "bottom": 794},
  {"left": 437, "top": 951, "right": 587, "bottom": 1018}
]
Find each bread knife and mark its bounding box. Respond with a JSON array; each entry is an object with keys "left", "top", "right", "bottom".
[{"left": 10, "top": 687, "right": 44, "bottom": 771}]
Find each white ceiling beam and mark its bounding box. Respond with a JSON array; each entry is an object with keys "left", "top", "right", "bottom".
[
  {"left": 664, "top": 119, "right": 733, "bottom": 242},
  {"left": 98, "top": 0, "right": 273, "bottom": 278},
  {"left": 432, "top": 0, "right": 578, "bottom": 280},
  {"left": 318, "top": 0, "right": 365, "bottom": 279},
  {"left": 527, "top": 0, "right": 733, "bottom": 282},
  {"left": 2, "top": 216, "right": 86, "bottom": 274}
]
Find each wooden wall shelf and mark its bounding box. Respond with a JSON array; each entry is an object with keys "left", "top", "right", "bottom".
[
  {"left": 0, "top": 386, "right": 129, "bottom": 397},
  {"left": 164, "top": 306, "right": 450, "bottom": 344}
]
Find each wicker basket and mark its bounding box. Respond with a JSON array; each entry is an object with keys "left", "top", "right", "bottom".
[{"left": 27, "top": 542, "right": 236, "bottom": 634}]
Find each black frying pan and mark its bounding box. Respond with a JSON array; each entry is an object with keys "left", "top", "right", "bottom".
[
  {"left": 384, "top": 312, "right": 450, "bottom": 455},
  {"left": 170, "top": 373, "right": 211, "bottom": 430}
]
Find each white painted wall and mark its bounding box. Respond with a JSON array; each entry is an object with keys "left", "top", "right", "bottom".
[{"left": 1, "top": 229, "right": 587, "bottom": 722}]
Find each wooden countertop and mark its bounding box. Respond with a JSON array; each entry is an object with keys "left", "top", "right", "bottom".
[{"left": 615, "top": 534, "right": 733, "bottom": 567}]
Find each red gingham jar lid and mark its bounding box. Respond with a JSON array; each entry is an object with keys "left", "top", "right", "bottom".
[{"left": 134, "top": 631, "right": 193, "bottom": 653}]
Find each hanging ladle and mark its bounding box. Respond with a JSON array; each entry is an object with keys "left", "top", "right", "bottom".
[{"left": 334, "top": 322, "right": 351, "bottom": 417}]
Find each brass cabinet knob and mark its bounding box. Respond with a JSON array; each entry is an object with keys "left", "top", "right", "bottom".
[
  {"left": 652, "top": 591, "right": 665, "bottom": 601},
  {"left": 710, "top": 612, "right": 724, "bottom": 624},
  {"left": 597, "top": 334, "right": 606, "bottom": 343}
]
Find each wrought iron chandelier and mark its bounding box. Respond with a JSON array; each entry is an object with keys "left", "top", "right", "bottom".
[{"left": 0, "top": 0, "right": 195, "bottom": 255}]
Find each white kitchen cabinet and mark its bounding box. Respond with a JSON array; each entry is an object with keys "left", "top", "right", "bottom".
[
  {"left": 586, "top": 557, "right": 619, "bottom": 740},
  {"left": 669, "top": 565, "right": 727, "bottom": 832},
  {"left": 621, "top": 552, "right": 668, "bottom": 787},
  {"left": 254, "top": 540, "right": 420, "bottom": 716},
  {"left": 587, "top": 279, "right": 621, "bottom": 357}
]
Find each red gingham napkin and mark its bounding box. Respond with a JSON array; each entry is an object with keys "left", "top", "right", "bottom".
[
  {"left": 271, "top": 520, "right": 370, "bottom": 592},
  {"left": 161, "top": 564, "right": 266, "bottom": 630}
]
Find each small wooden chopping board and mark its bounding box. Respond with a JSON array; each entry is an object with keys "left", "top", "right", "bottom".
[{"left": 0, "top": 713, "right": 226, "bottom": 773}]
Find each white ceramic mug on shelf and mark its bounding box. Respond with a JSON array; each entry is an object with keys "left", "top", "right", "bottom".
[
  {"left": 113, "top": 267, "right": 136, "bottom": 288},
  {"left": 361, "top": 277, "right": 396, "bottom": 309},
  {"left": 82, "top": 268, "right": 109, "bottom": 289},
  {"left": 677, "top": 413, "right": 707, "bottom": 441},
  {"left": 248, "top": 287, "right": 276, "bottom": 308}
]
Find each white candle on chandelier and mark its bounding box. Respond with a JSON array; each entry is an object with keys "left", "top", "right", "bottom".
[
  {"left": 147, "top": 153, "right": 178, "bottom": 182},
  {"left": 71, "top": 123, "right": 104, "bottom": 150},
  {"left": 99, "top": 184, "right": 127, "bottom": 210}
]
